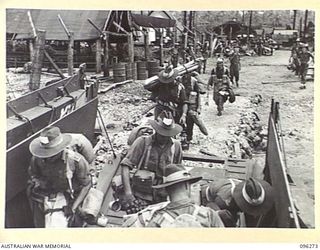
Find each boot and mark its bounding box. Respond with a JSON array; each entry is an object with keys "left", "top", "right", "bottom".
[{"left": 299, "top": 84, "right": 306, "bottom": 89}]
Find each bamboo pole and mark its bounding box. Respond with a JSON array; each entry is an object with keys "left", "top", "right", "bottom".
[{"left": 29, "top": 30, "right": 46, "bottom": 90}]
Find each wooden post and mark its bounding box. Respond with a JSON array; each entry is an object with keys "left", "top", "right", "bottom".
[
  {"left": 201, "top": 33, "right": 205, "bottom": 45},
  {"left": 144, "top": 29, "right": 150, "bottom": 61},
  {"left": 183, "top": 11, "right": 187, "bottom": 29},
  {"left": 127, "top": 32, "right": 134, "bottom": 63},
  {"left": 183, "top": 32, "right": 188, "bottom": 63},
  {"left": 28, "top": 39, "right": 34, "bottom": 61},
  {"left": 189, "top": 11, "right": 193, "bottom": 31},
  {"left": 299, "top": 18, "right": 303, "bottom": 37},
  {"left": 304, "top": 10, "right": 308, "bottom": 39},
  {"left": 103, "top": 32, "right": 109, "bottom": 77},
  {"left": 29, "top": 30, "right": 46, "bottom": 90},
  {"left": 67, "top": 31, "right": 74, "bottom": 76},
  {"left": 96, "top": 38, "right": 102, "bottom": 73},
  {"left": 159, "top": 28, "right": 164, "bottom": 66},
  {"left": 293, "top": 10, "right": 297, "bottom": 30},
  {"left": 209, "top": 33, "right": 213, "bottom": 57},
  {"left": 173, "top": 27, "right": 177, "bottom": 44}
]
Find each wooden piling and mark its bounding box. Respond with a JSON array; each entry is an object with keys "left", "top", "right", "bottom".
[
  {"left": 67, "top": 31, "right": 74, "bottom": 76},
  {"left": 128, "top": 33, "right": 134, "bottom": 63},
  {"left": 103, "top": 32, "right": 110, "bottom": 77},
  {"left": 96, "top": 38, "right": 102, "bottom": 73},
  {"left": 29, "top": 30, "right": 46, "bottom": 91},
  {"left": 144, "top": 29, "right": 150, "bottom": 61},
  {"left": 28, "top": 40, "right": 34, "bottom": 61},
  {"left": 159, "top": 29, "right": 164, "bottom": 66}
]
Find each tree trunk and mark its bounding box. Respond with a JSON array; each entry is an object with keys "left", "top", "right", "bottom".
[{"left": 29, "top": 30, "right": 46, "bottom": 91}]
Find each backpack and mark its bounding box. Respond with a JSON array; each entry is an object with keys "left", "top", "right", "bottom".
[{"left": 127, "top": 126, "right": 154, "bottom": 146}]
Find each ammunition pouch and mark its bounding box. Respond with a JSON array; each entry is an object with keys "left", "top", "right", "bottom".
[{"left": 132, "top": 170, "right": 155, "bottom": 202}]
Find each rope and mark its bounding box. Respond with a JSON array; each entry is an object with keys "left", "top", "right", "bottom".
[
  {"left": 97, "top": 108, "right": 116, "bottom": 158},
  {"left": 7, "top": 103, "right": 35, "bottom": 134}
]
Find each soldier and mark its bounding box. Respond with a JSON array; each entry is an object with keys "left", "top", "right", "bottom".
[
  {"left": 120, "top": 111, "right": 183, "bottom": 213},
  {"left": 170, "top": 43, "right": 180, "bottom": 68},
  {"left": 298, "top": 44, "right": 314, "bottom": 89},
  {"left": 201, "top": 41, "right": 210, "bottom": 74},
  {"left": 229, "top": 47, "right": 241, "bottom": 87},
  {"left": 27, "top": 126, "right": 92, "bottom": 227},
  {"left": 181, "top": 72, "right": 208, "bottom": 144},
  {"left": 201, "top": 178, "right": 275, "bottom": 227},
  {"left": 123, "top": 164, "right": 224, "bottom": 227},
  {"left": 148, "top": 65, "right": 188, "bottom": 125},
  {"left": 208, "top": 58, "right": 234, "bottom": 116}
]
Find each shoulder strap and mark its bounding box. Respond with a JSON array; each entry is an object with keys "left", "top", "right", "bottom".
[
  {"left": 170, "top": 139, "right": 181, "bottom": 164},
  {"left": 137, "top": 136, "right": 152, "bottom": 170}
]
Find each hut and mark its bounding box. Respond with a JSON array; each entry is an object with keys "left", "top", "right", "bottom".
[{"left": 6, "top": 9, "right": 109, "bottom": 72}]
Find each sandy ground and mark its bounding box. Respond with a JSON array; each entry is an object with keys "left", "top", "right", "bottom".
[{"left": 6, "top": 49, "right": 314, "bottom": 227}]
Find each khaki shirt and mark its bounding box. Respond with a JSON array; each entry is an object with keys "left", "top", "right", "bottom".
[
  {"left": 29, "top": 152, "right": 90, "bottom": 195},
  {"left": 121, "top": 135, "right": 182, "bottom": 180}
]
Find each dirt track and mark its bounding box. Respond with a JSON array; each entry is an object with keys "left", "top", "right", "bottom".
[{"left": 98, "top": 49, "right": 314, "bottom": 227}]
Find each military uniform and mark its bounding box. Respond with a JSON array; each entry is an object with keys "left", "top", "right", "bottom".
[
  {"left": 121, "top": 135, "right": 182, "bottom": 202},
  {"left": 299, "top": 50, "right": 314, "bottom": 84},
  {"left": 28, "top": 151, "right": 91, "bottom": 227},
  {"left": 201, "top": 178, "right": 242, "bottom": 227},
  {"left": 208, "top": 74, "right": 231, "bottom": 106},
  {"left": 229, "top": 52, "right": 241, "bottom": 86},
  {"left": 182, "top": 75, "right": 208, "bottom": 141},
  {"left": 151, "top": 82, "right": 188, "bottom": 123},
  {"left": 122, "top": 198, "right": 224, "bottom": 228}
]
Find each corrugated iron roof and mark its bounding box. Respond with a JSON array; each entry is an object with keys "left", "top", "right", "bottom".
[{"left": 6, "top": 9, "right": 109, "bottom": 41}]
